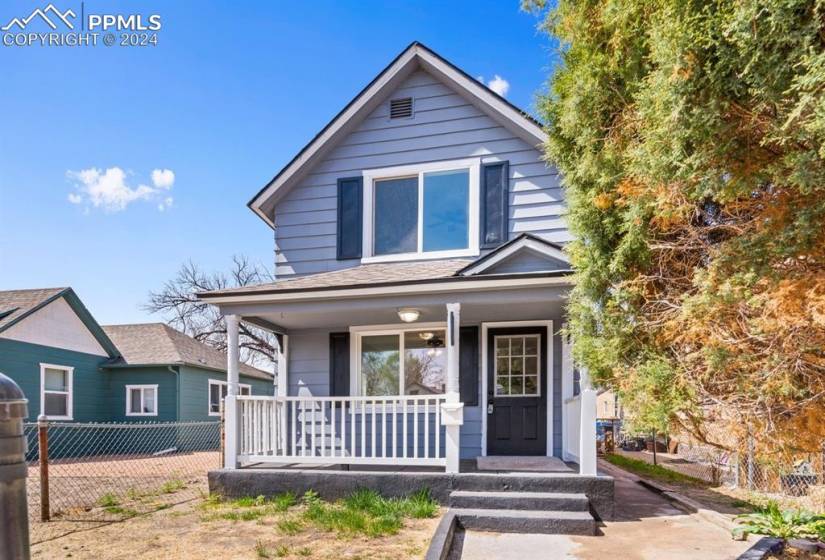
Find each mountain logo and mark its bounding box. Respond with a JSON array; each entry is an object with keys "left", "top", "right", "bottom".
[{"left": 2, "top": 4, "right": 76, "bottom": 31}]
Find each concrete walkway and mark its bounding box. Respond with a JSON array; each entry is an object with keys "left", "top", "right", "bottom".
[{"left": 458, "top": 465, "right": 752, "bottom": 560}]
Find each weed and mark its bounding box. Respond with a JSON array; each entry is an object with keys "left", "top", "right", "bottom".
[
  {"left": 277, "top": 517, "right": 304, "bottom": 535},
  {"left": 297, "top": 547, "right": 312, "bottom": 557},
  {"left": 160, "top": 479, "right": 186, "bottom": 494},
  {"left": 275, "top": 544, "right": 290, "bottom": 557},
  {"left": 97, "top": 493, "right": 119, "bottom": 508},
  {"left": 254, "top": 540, "right": 271, "bottom": 558}
]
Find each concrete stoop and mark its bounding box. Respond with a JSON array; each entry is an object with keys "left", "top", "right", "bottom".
[
  {"left": 452, "top": 508, "right": 596, "bottom": 535},
  {"left": 449, "top": 490, "right": 590, "bottom": 512},
  {"left": 447, "top": 489, "right": 596, "bottom": 536}
]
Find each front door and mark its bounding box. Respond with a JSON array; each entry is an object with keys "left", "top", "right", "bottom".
[{"left": 486, "top": 326, "right": 547, "bottom": 455}]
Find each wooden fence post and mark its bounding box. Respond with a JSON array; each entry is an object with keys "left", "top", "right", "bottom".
[{"left": 37, "top": 414, "right": 49, "bottom": 522}]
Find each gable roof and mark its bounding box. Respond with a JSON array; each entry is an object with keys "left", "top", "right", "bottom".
[
  {"left": 456, "top": 233, "right": 571, "bottom": 276},
  {"left": 102, "top": 323, "right": 272, "bottom": 380},
  {"left": 248, "top": 41, "right": 548, "bottom": 228},
  {"left": 0, "top": 287, "right": 119, "bottom": 357}
]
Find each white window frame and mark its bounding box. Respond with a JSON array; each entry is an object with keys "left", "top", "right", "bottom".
[
  {"left": 208, "top": 379, "right": 251, "bottom": 416},
  {"left": 125, "top": 384, "right": 159, "bottom": 417},
  {"left": 492, "top": 334, "right": 542, "bottom": 398},
  {"left": 39, "top": 363, "right": 73, "bottom": 421},
  {"left": 361, "top": 158, "right": 480, "bottom": 263},
  {"left": 349, "top": 322, "right": 448, "bottom": 398}
]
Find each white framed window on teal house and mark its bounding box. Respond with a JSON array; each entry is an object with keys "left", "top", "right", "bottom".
[
  {"left": 349, "top": 323, "right": 448, "bottom": 397},
  {"left": 208, "top": 380, "right": 251, "bottom": 416},
  {"left": 125, "top": 384, "right": 158, "bottom": 417},
  {"left": 40, "top": 363, "right": 73, "bottom": 420},
  {"left": 361, "top": 158, "right": 480, "bottom": 263}
]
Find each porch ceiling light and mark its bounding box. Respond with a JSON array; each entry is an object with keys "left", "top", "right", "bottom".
[{"left": 397, "top": 308, "right": 420, "bottom": 323}]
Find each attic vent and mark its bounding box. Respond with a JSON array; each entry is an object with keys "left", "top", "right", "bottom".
[{"left": 389, "top": 97, "right": 413, "bottom": 119}]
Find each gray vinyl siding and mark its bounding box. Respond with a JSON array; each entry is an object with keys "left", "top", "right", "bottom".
[
  {"left": 273, "top": 69, "right": 568, "bottom": 278},
  {"left": 284, "top": 323, "right": 562, "bottom": 459}
]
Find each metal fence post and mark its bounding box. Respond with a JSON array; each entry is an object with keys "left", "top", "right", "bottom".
[
  {"left": 37, "top": 416, "right": 49, "bottom": 522},
  {"left": 0, "top": 372, "right": 31, "bottom": 560},
  {"left": 747, "top": 432, "right": 755, "bottom": 491}
]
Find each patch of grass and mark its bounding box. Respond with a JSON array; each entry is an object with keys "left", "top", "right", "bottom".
[
  {"left": 274, "top": 544, "right": 290, "bottom": 557},
  {"left": 97, "top": 493, "right": 119, "bottom": 508},
  {"left": 297, "top": 546, "right": 312, "bottom": 557},
  {"left": 604, "top": 453, "right": 707, "bottom": 486},
  {"left": 104, "top": 505, "right": 138, "bottom": 517},
  {"left": 303, "top": 488, "right": 438, "bottom": 537},
  {"left": 160, "top": 479, "right": 186, "bottom": 494},
  {"left": 277, "top": 517, "right": 304, "bottom": 535},
  {"left": 200, "top": 492, "right": 299, "bottom": 523},
  {"left": 254, "top": 540, "right": 272, "bottom": 558}
]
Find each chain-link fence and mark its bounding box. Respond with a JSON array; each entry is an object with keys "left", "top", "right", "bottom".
[
  {"left": 25, "top": 420, "right": 221, "bottom": 544},
  {"left": 616, "top": 431, "right": 825, "bottom": 510}
]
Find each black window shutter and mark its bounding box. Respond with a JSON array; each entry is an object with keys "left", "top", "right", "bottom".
[
  {"left": 329, "top": 332, "right": 350, "bottom": 397},
  {"left": 480, "top": 162, "right": 509, "bottom": 249},
  {"left": 459, "top": 326, "right": 479, "bottom": 406},
  {"left": 336, "top": 177, "right": 363, "bottom": 260}
]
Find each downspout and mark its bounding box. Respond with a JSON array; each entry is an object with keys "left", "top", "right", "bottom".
[{"left": 167, "top": 366, "right": 180, "bottom": 420}]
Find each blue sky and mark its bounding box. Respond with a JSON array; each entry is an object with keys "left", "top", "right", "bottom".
[{"left": 0, "top": 0, "right": 558, "bottom": 325}]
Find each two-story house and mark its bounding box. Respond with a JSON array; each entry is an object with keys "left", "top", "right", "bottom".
[{"left": 200, "top": 43, "right": 601, "bottom": 497}]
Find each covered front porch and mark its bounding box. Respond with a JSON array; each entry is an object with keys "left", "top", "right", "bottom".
[{"left": 205, "top": 268, "right": 598, "bottom": 477}]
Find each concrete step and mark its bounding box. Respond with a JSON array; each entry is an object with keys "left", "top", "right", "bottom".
[
  {"left": 452, "top": 472, "right": 598, "bottom": 494},
  {"left": 452, "top": 508, "right": 596, "bottom": 535},
  {"left": 449, "top": 490, "right": 589, "bottom": 511}
]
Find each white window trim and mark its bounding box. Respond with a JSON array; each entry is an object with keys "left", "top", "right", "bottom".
[
  {"left": 125, "top": 384, "right": 159, "bottom": 417},
  {"left": 39, "top": 363, "right": 73, "bottom": 421},
  {"left": 349, "top": 322, "right": 448, "bottom": 398},
  {"left": 361, "top": 158, "right": 480, "bottom": 263},
  {"left": 208, "top": 379, "right": 251, "bottom": 416},
  {"left": 492, "top": 334, "right": 542, "bottom": 398},
  {"left": 480, "top": 321, "right": 554, "bottom": 457}
]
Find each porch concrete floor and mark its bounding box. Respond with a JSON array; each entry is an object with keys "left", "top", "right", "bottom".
[
  {"left": 475, "top": 456, "right": 573, "bottom": 472},
  {"left": 456, "top": 464, "right": 752, "bottom": 560}
]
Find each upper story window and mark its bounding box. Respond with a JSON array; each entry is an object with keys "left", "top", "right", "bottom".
[{"left": 362, "top": 159, "right": 480, "bottom": 263}]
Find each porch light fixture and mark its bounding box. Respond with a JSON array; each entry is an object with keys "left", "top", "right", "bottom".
[{"left": 397, "top": 308, "right": 420, "bottom": 323}]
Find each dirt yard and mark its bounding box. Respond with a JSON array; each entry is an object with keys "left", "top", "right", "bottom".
[{"left": 31, "top": 494, "right": 442, "bottom": 560}]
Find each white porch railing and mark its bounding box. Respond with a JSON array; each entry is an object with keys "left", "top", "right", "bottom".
[
  {"left": 563, "top": 395, "right": 582, "bottom": 463},
  {"left": 236, "top": 395, "right": 448, "bottom": 467}
]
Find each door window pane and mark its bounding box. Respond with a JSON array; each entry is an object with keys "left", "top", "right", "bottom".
[
  {"left": 423, "top": 170, "right": 469, "bottom": 252},
  {"left": 494, "top": 335, "right": 540, "bottom": 397},
  {"left": 374, "top": 177, "right": 418, "bottom": 255},
  {"left": 44, "top": 369, "right": 67, "bottom": 391},
  {"left": 361, "top": 335, "right": 400, "bottom": 396},
  {"left": 403, "top": 330, "right": 446, "bottom": 395},
  {"left": 44, "top": 393, "right": 67, "bottom": 416}
]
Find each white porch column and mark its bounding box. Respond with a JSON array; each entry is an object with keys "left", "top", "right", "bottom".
[
  {"left": 274, "top": 334, "right": 288, "bottom": 454},
  {"left": 224, "top": 314, "right": 240, "bottom": 469},
  {"left": 441, "top": 303, "right": 464, "bottom": 473},
  {"left": 578, "top": 367, "right": 598, "bottom": 476}
]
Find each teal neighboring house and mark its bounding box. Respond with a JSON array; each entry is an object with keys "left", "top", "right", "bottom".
[{"left": 0, "top": 288, "right": 273, "bottom": 424}]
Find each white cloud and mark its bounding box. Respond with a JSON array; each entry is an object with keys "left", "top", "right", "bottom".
[
  {"left": 66, "top": 166, "right": 175, "bottom": 213},
  {"left": 158, "top": 196, "right": 174, "bottom": 212},
  {"left": 487, "top": 75, "right": 510, "bottom": 97},
  {"left": 151, "top": 169, "right": 175, "bottom": 189}
]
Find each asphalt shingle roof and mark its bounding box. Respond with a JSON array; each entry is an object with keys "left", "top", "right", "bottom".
[
  {"left": 200, "top": 259, "right": 474, "bottom": 297},
  {"left": 102, "top": 323, "right": 272, "bottom": 380},
  {"left": 0, "top": 288, "right": 68, "bottom": 332}
]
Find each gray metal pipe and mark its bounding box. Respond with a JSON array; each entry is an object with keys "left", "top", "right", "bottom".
[{"left": 0, "top": 372, "right": 30, "bottom": 560}]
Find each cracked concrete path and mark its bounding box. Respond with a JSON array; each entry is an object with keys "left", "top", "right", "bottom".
[{"left": 458, "top": 465, "right": 753, "bottom": 560}]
